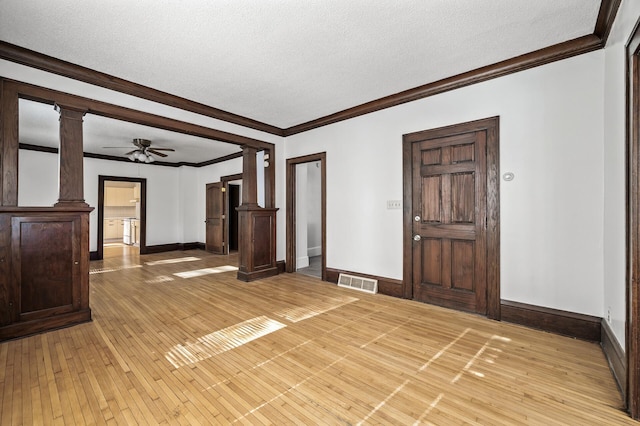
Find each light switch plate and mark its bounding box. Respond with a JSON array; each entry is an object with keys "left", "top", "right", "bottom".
[{"left": 387, "top": 200, "right": 402, "bottom": 209}]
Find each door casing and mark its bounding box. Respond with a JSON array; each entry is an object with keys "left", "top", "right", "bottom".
[
  {"left": 97, "top": 175, "right": 147, "bottom": 260},
  {"left": 402, "top": 117, "right": 500, "bottom": 319},
  {"left": 286, "top": 153, "right": 326, "bottom": 280}
]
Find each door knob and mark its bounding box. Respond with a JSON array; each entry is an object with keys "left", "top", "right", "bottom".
[
  {"left": 413, "top": 235, "right": 421, "bottom": 241},
  {"left": 414, "top": 215, "right": 421, "bottom": 222}
]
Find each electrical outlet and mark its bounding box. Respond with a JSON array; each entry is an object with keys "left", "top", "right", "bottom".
[
  {"left": 387, "top": 200, "right": 402, "bottom": 209},
  {"left": 607, "top": 308, "right": 611, "bottom": 323}
]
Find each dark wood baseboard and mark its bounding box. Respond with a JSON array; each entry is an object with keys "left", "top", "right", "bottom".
[
  {"left": 601, "top": 319, "right": 627, "bottom": 398},
  {"left": 276, "top": 260, "right": 286, "bottom": 274},
  {"left": 237, "top": 267, "right": 279, "bottom": 282},
  {"left": 143, "top": 242, "right": 205, "bottom": 254},
  {"left": 500, "top": 300, "right": 601, "bottom": 342},
  {"left": 0, "top": 309, "right": 92, "bottom": 341},
  {"left": 90, "top": 250, "right": 99, "bottom": 260},
  {"left": 181, "top": 242, "right": 206, "bottom": 251},
  {"left": 141, "top": 243, "right": 180, "bottom": 254},
  {"left": 325, "top": 268, "right": 404, "bottom": 298}
]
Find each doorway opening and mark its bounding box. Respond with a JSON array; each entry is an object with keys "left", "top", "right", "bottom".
[
  {"left": 205, "top": 173, "right": 242, "bottom": 255},
  {"left": 286, "top": 153, "right": 326, "bottom": 280},
  {"left": 97, "top": 176, "right": 147, "bottom": 260}
]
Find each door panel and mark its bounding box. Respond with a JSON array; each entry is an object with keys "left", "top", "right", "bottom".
[
  {"left": 205, "top": 182, "right": 225, "bottom": 254},
  {"left": 411, "top": 129, "right": 487, "bottom": 314}
]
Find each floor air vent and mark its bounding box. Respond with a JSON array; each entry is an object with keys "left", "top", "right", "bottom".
[{"left": 337, "top": 273, "right": 378, "bottom": 294}]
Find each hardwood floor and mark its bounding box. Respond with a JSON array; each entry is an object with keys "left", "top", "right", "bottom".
[{"left": 0, "top": 249, "right": 633, "bottom": 425}]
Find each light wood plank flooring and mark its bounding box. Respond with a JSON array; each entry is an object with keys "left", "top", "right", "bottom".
[{"left": 0, "top": 249, "right": 634, "bottom": 425}]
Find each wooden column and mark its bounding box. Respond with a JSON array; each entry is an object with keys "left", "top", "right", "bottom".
[
  {"left": 237, "top": 145, "right": 279, "bottom": 282},
  {"left": 54, "top": 103, "right": 88, "bottom": 207},
  {"left": 0, "top": 81, "right": 19, "bottom": 206},
  {"left": 241, "top": 145, "right": 258, "bottom": 206}
]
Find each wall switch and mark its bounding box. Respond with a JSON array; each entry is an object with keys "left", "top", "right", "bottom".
[
  {"left": 387, "top": 200, "right": 402, "bottom": 209},
  {"left": 607, "top": 308, "right": 611, "bottom": 323}
]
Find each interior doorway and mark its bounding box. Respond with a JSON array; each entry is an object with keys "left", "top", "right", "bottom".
[
  {"left": 97, "top": 176, "right": 147, "bottom": 260},
  {"left": 286, "top": 153, "right": 326, "bottom": 280}
]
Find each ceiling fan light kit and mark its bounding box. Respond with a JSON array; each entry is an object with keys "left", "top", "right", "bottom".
[{"left": 104, "top": 138, "right": 174, "bottom": 163}]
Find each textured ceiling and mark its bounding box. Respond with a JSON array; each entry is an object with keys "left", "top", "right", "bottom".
[{"left": 0, "top": 0, "right": 602, "bottom": 129}]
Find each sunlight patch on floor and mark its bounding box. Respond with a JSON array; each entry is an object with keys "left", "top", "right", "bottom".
[
  {"left": 173, "top": 265, "right": 238, "bottom": 279},
  {"left": 90, "top": 264, "right": 143, "bottom": 274},
  {"left": 145, "top": 275, "right": 175, "bottom": 284},
  {"left": 146, "top": 256, "right": 201, "bottom": 266},
  {"left": 273, "top": 295, "right": 359, "bottom": 323},
  {"left": 165, "top": 316, "right": 286, "bottom": 368}
]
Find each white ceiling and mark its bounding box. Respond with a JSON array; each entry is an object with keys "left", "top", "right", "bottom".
[{"left": 1, "top": 1, "right": 602, "bottom": 163}]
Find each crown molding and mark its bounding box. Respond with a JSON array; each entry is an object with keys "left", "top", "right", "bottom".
[
  {"left": 284, "top": 35, "right": 602, "bottom": 135},
  {"left": 19, "top": 143, "right": 242, "bottom": 168},
  {"left": 0, "top": 0, "right": 621, "bottom": 138},
  {"left": 595, "top": 0, "right": 622, "bottom": 45},
  {"left": 284, "top": 0, "right": 621, "bottom": 135}
]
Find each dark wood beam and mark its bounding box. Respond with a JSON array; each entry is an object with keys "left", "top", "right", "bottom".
[{"left": 0, "top": 41, "right": 284, "bottom": 137}]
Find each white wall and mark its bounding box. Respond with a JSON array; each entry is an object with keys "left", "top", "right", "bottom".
[
  {"left": 18, "top": 149, "right": 59, "bottom": 206},
  {"left": 603, "top": 0, "right": 640, "bottom": 349},
  {"left": 284, "top": 51, "right": 606, "bottom": 317},
  {"left": 306, "top": 161, "right": 322, "bottom": 255},
  {"left": 83, "top": 158, "right": 181, "bottom": 249},
  {"left": 295, "top": 164, "right": 309, "bottom": 268}
]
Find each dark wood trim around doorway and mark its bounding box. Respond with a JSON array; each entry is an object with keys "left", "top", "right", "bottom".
[
  {"left": 97, "top": 176, "right": 147, "bottom": 260},
  {"left": 626, "top": 16, "right": 640, "bottom": 420},
  {"left": 286, "top": 153, "right": 326, "bottom": 281},
  {"left": 221, "top": 173, "right": 243, "bottom": 255},
  {"left": 402, "top": 117, "right": 500, "bottom": 320}
]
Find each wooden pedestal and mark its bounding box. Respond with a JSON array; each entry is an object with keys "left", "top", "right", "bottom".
[
  {"left": 236, "top": 206, "right": 279, "bottom": 282},
  {"left": 0, "top": 207, "right": 93, "bottom": 341}
]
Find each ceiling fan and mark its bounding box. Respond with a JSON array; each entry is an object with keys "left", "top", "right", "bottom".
[{"left": 103, "top": 138, "right": 175, "bottom": 163}]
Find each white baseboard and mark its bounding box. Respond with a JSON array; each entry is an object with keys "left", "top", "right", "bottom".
[
  {"left": 296, "top": 256, "right": 310, "bottom": 269},
  {"left": 307, "top": 246, "right": 322, "bottom": 257}
]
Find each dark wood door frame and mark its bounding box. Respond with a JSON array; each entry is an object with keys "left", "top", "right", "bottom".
[
  {"left": 221, "top": 173, "right": 243, "bottom": 255},
  {"left": 626, "top": 18, "right": 640, "bottom": 420},
  {"left": 403, "top": 117, "right": 500, "bottom": 319},
  {"left": 97, "top": 175, "right": 147, "bottom": 260},
  {"left": 286, "top": 153, "right": 326, "bottom": 280}
]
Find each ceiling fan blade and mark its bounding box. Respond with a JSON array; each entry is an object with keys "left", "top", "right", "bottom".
[
  {"left": 148, "top": 149, "right": 168, "bottom": 157},
  {"left": 150, "top": 148, "right": 175, "bottom": 151},
  {"left": 102, "top": 146, "right": 135, "bottom": 149},
  {"left": 125, "top": 150, "right": 138, "bottom": 155}
]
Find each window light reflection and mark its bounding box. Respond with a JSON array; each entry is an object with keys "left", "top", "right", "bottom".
[
  {"left": 165, "top": 316, "right": 285, "bottom": 368},
  {"left": 173, "top": 265, "right": 238, "bottom": 278},
  {"left": 145, "top": 256, "right": 201, "bottom": 266}
]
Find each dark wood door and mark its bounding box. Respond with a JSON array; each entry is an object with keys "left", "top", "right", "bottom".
[
  {"left": 205, "top": 182, "right": 225, "bottom": 254},
  {"left": 411, "top": 130, "right": 488, "bottom": 314},
  {"left": 228, "top": 184, "right": 240, "bottom": 251}
]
